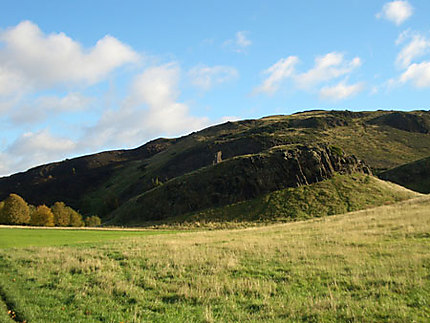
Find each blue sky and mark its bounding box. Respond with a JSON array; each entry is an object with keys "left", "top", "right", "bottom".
[{"left": 0, "top": 0, "right": 429, "bottom": 175}]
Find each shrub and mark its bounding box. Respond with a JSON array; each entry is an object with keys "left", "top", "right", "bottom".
[
  {"left": 84, "top": 215, "right": 102, "bottom": 227},
  {"left": 1, "top": 193, "right": 30, "bottom": 225},
  {"left": 30, "top": 205, "right": 55, "bottom": 227},
  {"left": 51, "top": 202, "right": 71, "bottom": 226},
  {"left": 0, "top": 201, "right": 4, "bottom": 223},
  {"left": 69, "top": 209, "right": 84, "bottom": 227}
]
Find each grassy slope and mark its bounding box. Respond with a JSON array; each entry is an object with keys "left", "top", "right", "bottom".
[
  {"left": 379, "top": 156, "right": 430, "bottom": 194},
  {"left": 0, "top": 196, "right": 429, "bottom": 322},
  {"left": 137, "top": 174, "right": 421, "bottom": 227}
]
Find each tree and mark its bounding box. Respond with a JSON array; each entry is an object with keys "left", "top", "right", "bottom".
[
  {"left": 0, "top": 200, "right": 5, "bottom": 224},
  {"left": 1, "top": 194, "right": 30, "bottom": 225},
  {"left": 30, "top": 205, "right": 55, "bottom": 227},
  {"left": 51, "top": 202, "right": 70, "bottom": 226},
  {"left": 84, "top": 215, "right": 101, "bottom": 227},
  {"left": 69, "top": 209, "right": 84, "bottom": 227}
]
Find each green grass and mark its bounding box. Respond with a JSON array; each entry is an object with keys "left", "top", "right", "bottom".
[
  {"left": 0, "top": 228, "right": 174, "bottom": 249},
  {"left": 0, "top": 196, "right": 429, "bottom": 322}
]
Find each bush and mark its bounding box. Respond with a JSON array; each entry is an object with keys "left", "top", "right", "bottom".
[
  {"left": 1, "top": 194, "right": 30, "bottom": 225},
  {"left": 0, "top": 201, "right": 4, "bottom": 223},
  {"left": 69, "top": 209, "right": 84, "bottom": 227},
  {"left": 30, "top": 205, "right": 55, "bottom": 227},
  {"left": 84, "top": 215, "right": 102, "bottom": 227},
  {"left": 51, "top": 202, "right": 71, "bottom": 226}
]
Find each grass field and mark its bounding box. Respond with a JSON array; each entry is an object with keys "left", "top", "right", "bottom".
[
  {"left": 0, "top": 196, "right": 429, "bottom": 322},
  {"left": 0, "top": 228, "right": 174, "bottom": 249}
]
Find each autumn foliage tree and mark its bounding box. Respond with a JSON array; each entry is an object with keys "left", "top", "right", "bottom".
[
  {"left": 51, "top": 202, "right": 71, "bottom": 226},
  {"left": 84, "top": 215, "right": 102, "bottom": 227},
  {"left": 0, "top": 201, "right": 4, "bottom": 223},
  {"left": 69, "top": 209, "right": 84, "bottom": 227},
  {"left": 30, "top": 205, "right": 55, "bottom": 227},
  {"left": 0, "top": 194, "right": 89, "bottom": 227},
  {"left": 1, "top": 193, "right": 30, "bottom": 225}
]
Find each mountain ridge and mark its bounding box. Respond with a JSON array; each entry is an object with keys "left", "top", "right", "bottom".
[{"left": 1, "top": 109, "right": 429, "bottom": 225}]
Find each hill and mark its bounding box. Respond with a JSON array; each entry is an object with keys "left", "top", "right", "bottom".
[
  {"left": 379, "top": 155, "right": 430, "bottom": 194},
  {"left": 0, "top": 109, "right": 430, "bottom": 225},
  {"left": 154, "top": 174, "right": 420, "bottom": 227}
]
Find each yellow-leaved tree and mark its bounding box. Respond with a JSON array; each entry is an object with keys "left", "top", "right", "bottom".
[
  {"left": 30, "top": 205, "right": 55, "bottom": 227},
  {"left": 1, "top": 193, "right": 30, "bottom": 225},
  {"left": 84, "top": 215, "right": 102, "bottom": 227},
  {"left": 51, "top": 202, "right": 71, "bottom": 226}
]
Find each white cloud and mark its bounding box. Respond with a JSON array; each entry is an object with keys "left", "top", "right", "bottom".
[
  {"left": 236, "top": 31, "right": 252, "bottom": 48},
  {"left": 295, "top": 52, "right": 361, "bottom": 89},
  {"left": 188, "top": 65, "right": 238, "bottom": 90},
  {"left": 0, "top": 152, "right": 13, "bottom": 176},
  {"left": 4, "top": 129, "right": 78, "bottom": 173},
  {"left": 253, "top": 56, "right": 299, "bottom": 95},
  {"left": 0, "top": 20, "right": 138, "bottom": 96},
  {"left": 10, "top": 92, "right": 93, "bottom": 124},
  {"left": 223, "top": 31, "right": 252, "bottom": 53},
  {"left": 392, "top": 30, "right": 430, "bottom": 88},
  {"left": 254, "top": 52, "right": 361, "bottom": 97},
  {"left": 83, "top": 63, "right": 209, "bottom": 149},
  {"left": 376, "top": 1, "right": 413, "bottom": 25},
  {"left": 399, "top": 62, "right": 430, "bottom": 87},
  {"left": 319, "top": 81, "right": 364, "bottom": 101},
  {"left": 396, "top": 31, "right": 430, "bottom": 68}
]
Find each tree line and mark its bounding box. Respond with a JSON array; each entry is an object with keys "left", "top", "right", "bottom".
[{"left": 0, "top": 193, "right": 101, "bottom": 227}]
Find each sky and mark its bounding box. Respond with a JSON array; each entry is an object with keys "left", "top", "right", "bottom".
[{"left": 0, "top": 0, "right": 430, "bottom": 176}]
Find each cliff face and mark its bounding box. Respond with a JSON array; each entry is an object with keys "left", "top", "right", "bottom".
[{"left": 113, "top": 144, "right": 371, "bottom": 223}]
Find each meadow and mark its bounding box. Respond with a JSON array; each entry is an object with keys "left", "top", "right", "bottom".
[
  {"left": 0, "top": 196, "right": 429, "bottom": 322},
  {"left": 0, "top": 228, "right": 173, "bottom": 249}
]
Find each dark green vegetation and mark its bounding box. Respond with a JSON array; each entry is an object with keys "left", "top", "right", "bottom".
[
  {"left": 0, "top": 110, "right": 430, "bottom": 226},
  {"left": 380, "top": 155, "right": 430, "bottom": 194},
  {"left": 0, "top": 228, "right": 171, "bottom": 249},
  {"left": 0, "top": 196, "right": 429, "bottom": 322}
]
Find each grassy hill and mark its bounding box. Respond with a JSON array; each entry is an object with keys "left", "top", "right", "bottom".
[
  {"left": 1, "top": 196, "right": 429, "bottom": 322},
  {"left": 111, "top": 174, "right": 421, "bottom": 227},
  {"left": 379, "top": 155, "right": 430, "bottom": 194},
  {"left": 1, "top": 109, "right": 430, "bottom": 225},
  {"left": 172, "top": 174, "right": 421, "bottom": 226}
]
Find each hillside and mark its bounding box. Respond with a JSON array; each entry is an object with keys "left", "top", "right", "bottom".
[
  {"left": 379, "top": 156, "right": 430, "bottom": 194},
  {"left": 164, "top": 174, "right": 421, "bottom": 226},
  {"left": 1, "top": 109, "right": 430, "bottom": 225}
]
